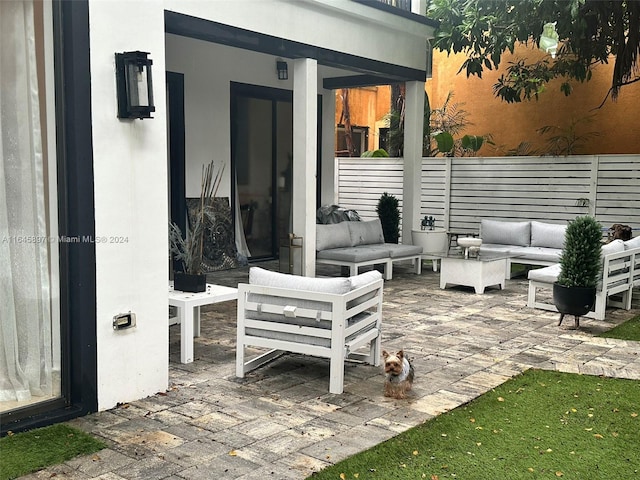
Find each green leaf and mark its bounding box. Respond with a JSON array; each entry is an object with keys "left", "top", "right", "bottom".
[
  {"left": 461, "top": 135, "right": 484, "bottom": 151},
  {"left": 434, "top": 132, "right": 454, "bottom": 153}
]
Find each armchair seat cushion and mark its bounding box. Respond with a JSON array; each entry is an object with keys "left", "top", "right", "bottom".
[{"left": 528, "top": 264, "right": 561, "bottom": 283}]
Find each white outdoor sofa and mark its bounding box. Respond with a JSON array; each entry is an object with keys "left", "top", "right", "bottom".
[
  {"left": 315, "top": 219, "right": 422, "bottom": 280},
  {"left": 479, "top": 219, "right": 566, "bottom": 279},
  {"left": 527, "top": 237, "right": 640, "bottom": 320},
  {"left": 236, "top": 267, "right": 384, "bottom": 394}
]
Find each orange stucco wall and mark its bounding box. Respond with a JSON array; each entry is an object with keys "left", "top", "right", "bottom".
[
  {"left": 336, "top": 44, "right": 640, "bottom": 156},
  {"left": 335, "top": 86, "right": 390, "bottom": 152}
]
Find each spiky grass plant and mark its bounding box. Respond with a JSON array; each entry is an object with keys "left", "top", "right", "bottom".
[{"left": 169, "top": 160, "right": 223, "bottom": 274}]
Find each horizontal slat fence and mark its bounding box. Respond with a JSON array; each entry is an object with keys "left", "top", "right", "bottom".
[{"left": 336, "top": 155, "right": 640, "bottom": 237}]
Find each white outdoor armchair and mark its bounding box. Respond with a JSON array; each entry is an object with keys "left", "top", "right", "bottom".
[{"left": 236, "top": 267, "right": 383, "bottom": 394}]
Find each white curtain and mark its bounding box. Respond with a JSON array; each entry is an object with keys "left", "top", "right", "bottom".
[{"left": 0, "top": 1, "right": 53, "bottom": 403}]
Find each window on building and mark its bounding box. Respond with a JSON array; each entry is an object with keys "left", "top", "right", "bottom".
[
  {"left": 378, "top": 127, "right": 390, "bottom": 153},
  {"left": 335, "top": 125, "right": 369, "bottom": 157}
]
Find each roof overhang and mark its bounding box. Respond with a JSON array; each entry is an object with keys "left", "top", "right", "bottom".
[{"left": 165, "top": 10, "right": 428, "bottom": 89}]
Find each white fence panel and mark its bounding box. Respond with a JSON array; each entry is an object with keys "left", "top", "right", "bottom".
[{"left": 336, "top": 155, "right": 640, "bottom": 238}]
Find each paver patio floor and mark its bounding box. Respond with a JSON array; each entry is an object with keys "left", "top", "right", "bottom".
[{"left": 24, "top": 262, "right": 640, "bottom": 479}]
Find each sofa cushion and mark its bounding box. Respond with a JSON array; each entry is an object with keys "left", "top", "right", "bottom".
[
  {"left": 383, "top": 243, "right": 423, "bottom": 258},
  {"left": 481, "top": 219, "right": 531, "bottom": 247},
  {"left": 348, "top": 219, "right": 385, "bottom": 246},
  {"left": 528, "top": 264, "right": 561, "bottom": 283},
  {"left": 602, "top": 239, "right": 625, "bottom": 258},
  {"left": 316, "top": 222, "right": 352, "bottom": 251},
  {"left": 510, "top": 246, "right": 562, "bottom": 263},
  {"left": 316, "top": 246, "right": 388, "bottom": 263},
  {"left": 530, "top": 221, "right": 567, "bottom": 249},
  {"left": 624, "top": 236, "right": 640, "bottom": 250},
  {"left": 479, "top": 244, "right": 515, "bottom": 255}
]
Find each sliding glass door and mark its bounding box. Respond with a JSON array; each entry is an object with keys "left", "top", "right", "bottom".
[
  {"left": 232, "top": 84, "right": 293, "bottom": 260},
  {"left": 0, "top": 0, "right": 62, "bottom": 416}
]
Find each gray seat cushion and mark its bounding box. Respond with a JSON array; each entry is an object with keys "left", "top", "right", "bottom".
[
  {"left": 316, "top": 222, "right": 352, "bottom": 251},
  {"left": 347, "top": 219, "right": 385, "bottom": 246},
  {"left": 316, "top": 246, "right": 388, "bottom": 263},
  {"left": 479, "top": 244, "right": 514, "bottom": 255},
  {"left": 528, "top": 264, "right": 560, "bottom": 283},
  {"left": 510, "top": 246, "right": 562, "bottom": 263},
  {"left": 481, "top": 219, "right": 531, "bottom": 246},
  {"left": 383, "top": 243, "right": 423, "bottom": 258},
  {"left": 624, "top": 236, "right": 640, "bottom": 250},
  {"left": 530, "top": 221, "right": 567, "bottom": 249}
]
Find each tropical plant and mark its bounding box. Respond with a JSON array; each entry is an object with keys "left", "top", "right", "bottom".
[
  {"left": 376, "top": 192, "right": 400, "bottom": 244},
  {"left": 537, "top": 115, "right": 601, "bottom": 156},
  {"left": 427, "top": 0, "right": 640, "bottom": 104},
  {"left": 557, "top": 215, "right": 602, "bottom": 288},
  {"left": 361, "top": 148, "right": 389, "bottom": 158},
  {"left": 386, "top": 91, "right": 489, "bottom": 157},
  {"left": 169, "top": 160, "right": 223, "bottom": 275}
]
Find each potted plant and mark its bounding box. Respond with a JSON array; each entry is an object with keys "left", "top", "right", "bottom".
[
  {"left": 376, "top": 192, "right": 400, "bottom": 244},
  {"left": 169, "top": 160, "right": 223, "bottom": 292},
  {"left": 553, "top": 215, "right": 602, "bottom": 328}
]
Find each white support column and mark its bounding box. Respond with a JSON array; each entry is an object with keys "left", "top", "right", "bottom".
[
  {"left": 321, "top": 90, "right": 337, "bottom": 206},
  {"left": 402, "top": 81, "right": 425, "bottom": 243},
  {"left": 411, "top": 0, "right": 426, "bottom": 15},
  {"left": 293, "top": 58, "right": 318, "bottom": 277}
]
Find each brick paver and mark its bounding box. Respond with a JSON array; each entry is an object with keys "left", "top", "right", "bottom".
[{"left": 25, "top": 262, "right": 639, "bottom": 479}]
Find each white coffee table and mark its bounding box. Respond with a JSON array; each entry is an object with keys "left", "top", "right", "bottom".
[
  {"left": 168, "top": 283, "right": 238, "bottom": 363},
  {"left": 439, "top": 252, "right": 513, "bottom": 294}
]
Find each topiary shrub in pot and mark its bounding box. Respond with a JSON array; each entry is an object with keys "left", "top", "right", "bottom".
[
  {"left": 376, "top": 192, "right": 400, "bottom": 244},
  {"left": 553, "top": 215, "right": 602, "bottom": 329}
]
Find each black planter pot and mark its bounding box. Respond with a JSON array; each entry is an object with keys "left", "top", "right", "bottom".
[
  {"left": 174, "top": 272, "right": 207, "bottom": 293},
  {"left": 552, "top": 282, "right": 596, "bottom": 328}
]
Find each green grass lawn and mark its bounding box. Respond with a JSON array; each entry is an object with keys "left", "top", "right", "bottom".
[
  {"left": 308, "top": 369, "right": 640, "bottom": 480},
  {"left": 598, "top": 313, "right": 640, "bottom": 341},
  {"left": 0, "top": 424, "right": 106, "bottom": 480},
  {"left": 309, "top": 316, "right": 640, "bottom": 480}
]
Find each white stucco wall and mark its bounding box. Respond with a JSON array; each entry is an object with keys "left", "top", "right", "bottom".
[
  {"left": 165, "top": 0, "right": 430, "bottom": 72},
  {"left": 165, "top": 34, "right": 336, "bottom": 200},
  {"left": 89, "top": 1, "right": 168, "bottom": 410},
  {"left": 84, "top": 0, "right": 429, "bottom": 410}
]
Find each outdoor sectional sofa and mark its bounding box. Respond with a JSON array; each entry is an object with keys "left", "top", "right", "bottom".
[
  {"left": 315, "top": 219, "right": 422, "bottom": 280},
  {"left": 478, "top": 219, "right": 567, "bottom": 278},
  {"left": 527, "top": 236, "right": 640, "bottom": 320}
]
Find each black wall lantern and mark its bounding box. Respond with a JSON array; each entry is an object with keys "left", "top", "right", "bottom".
[
  {"left": 276, "top": 60, "right": 288, "bottom": 80},
  {"left": 115, "top": 51, "right": 155, "bottom": 119}
]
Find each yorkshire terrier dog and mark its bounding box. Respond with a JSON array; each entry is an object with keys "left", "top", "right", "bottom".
[{"left": 382, "top": 350, "right": 415, "bottom": 399}]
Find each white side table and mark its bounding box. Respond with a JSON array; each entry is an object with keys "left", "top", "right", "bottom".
[
  {"left": 411, "top": 228, "right": 449, "bottom": 271},
  {"left": 168, "top": 283, "right": 238, "bottom": 363}
]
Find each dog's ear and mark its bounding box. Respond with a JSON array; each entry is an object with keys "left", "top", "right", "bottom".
[
  {"left": 396, "top": 350, "right": 404, "bottom": 359},
  {"left": 382, "top": 350, "right": 390, "bottom": 359}
]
